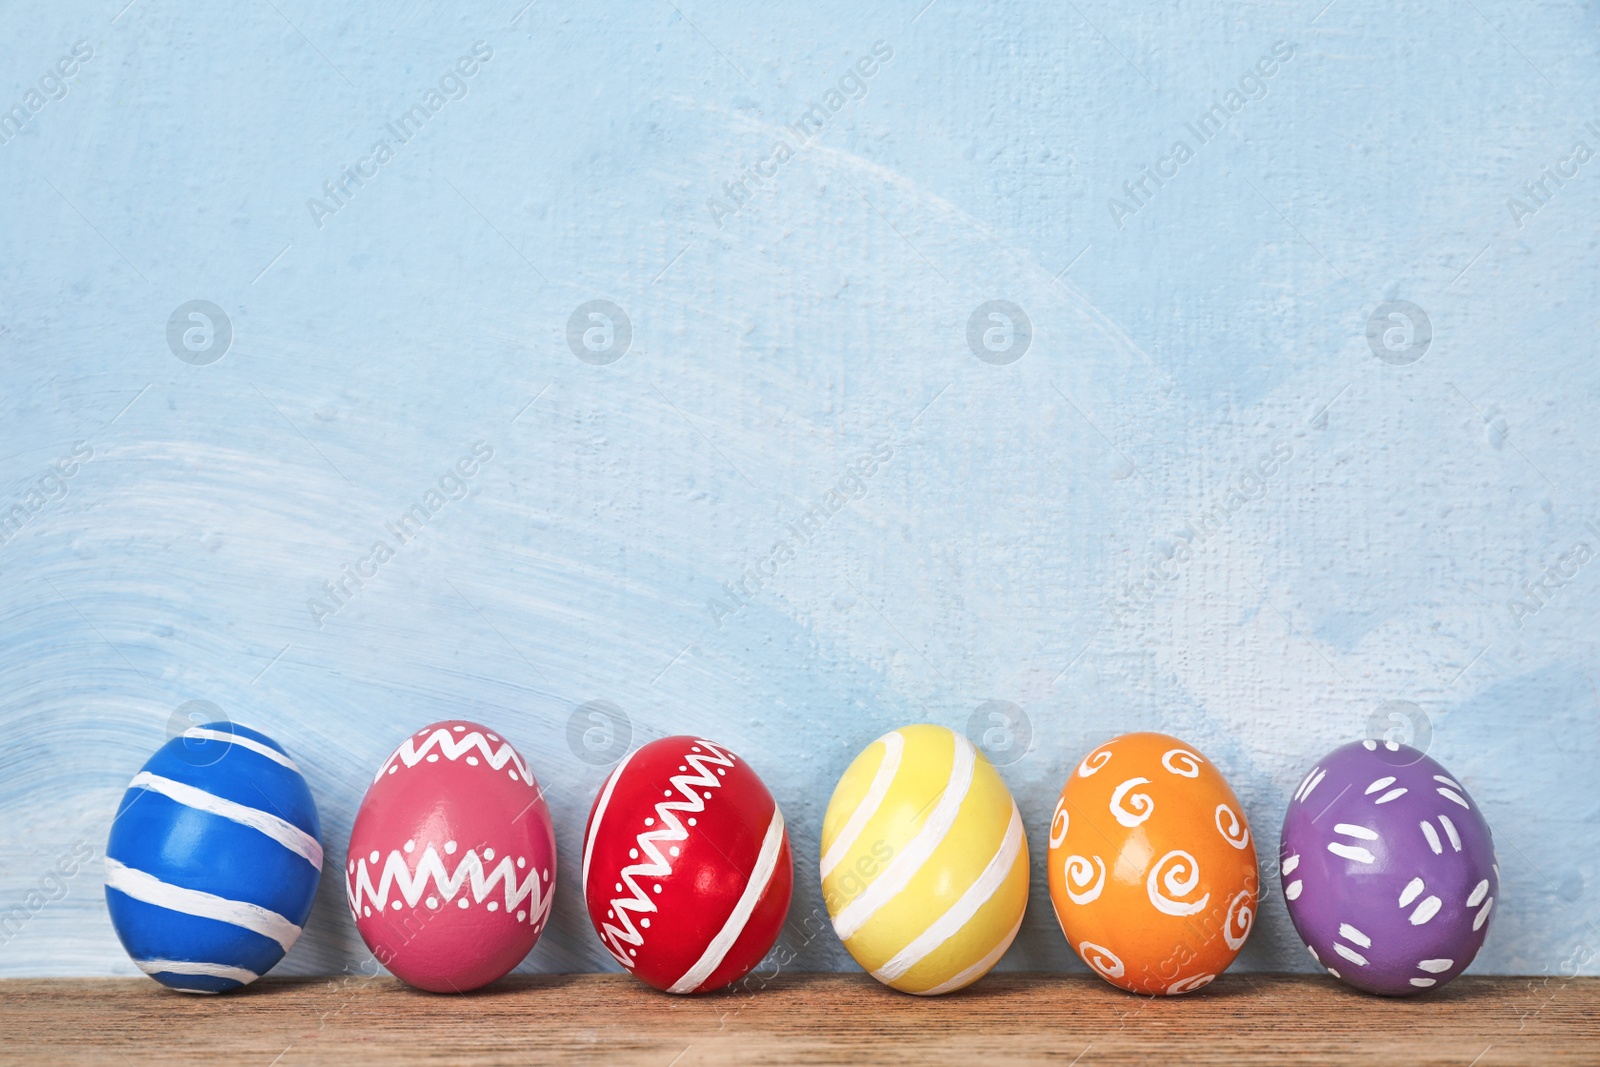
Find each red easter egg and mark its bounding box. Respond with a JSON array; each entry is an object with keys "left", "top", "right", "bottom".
[
  {"left": 582, "top": 736, "right": 793, "bottom": 993},
  {"left": 345, "top": 721, "right": 557, "bottom": 992}
]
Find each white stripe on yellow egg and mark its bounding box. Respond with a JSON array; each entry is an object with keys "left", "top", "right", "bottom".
[{"left": 820, "top": 724, "right": 1029, "bottom": 994}]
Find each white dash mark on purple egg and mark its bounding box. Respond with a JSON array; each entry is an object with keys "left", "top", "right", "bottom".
[
  {"left": 1365, "top": 776, "right": 1396, "bottom": 795},
  {"left": 1334, "top": 943, "right": 1369, "bottom": 966},
  {"left": 1399, "top": 877, "right": 1424, "bottom": 907},
  {"left": 1420, "top": 821, "right": 1443, "bottom": 855},
  {"left": 1334, "top": 823, "right": 1378, "bottom": 840},
  {"left": 1328, "top": 843, "right": 1376, "bottom": 864},
  {"left": 1439, "top": 815, "right": 1462, "bottom": 852},
  {"left": 1338, "top": 923, "right": 1371, "bottom": 948},
  {"left": 1409, "top": 895, "right": 1442, "bottom": 925}
]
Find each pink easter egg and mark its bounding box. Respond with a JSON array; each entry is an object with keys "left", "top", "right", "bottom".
[{"left": 346, "top": 720, "right": 556, "bottom": 992}]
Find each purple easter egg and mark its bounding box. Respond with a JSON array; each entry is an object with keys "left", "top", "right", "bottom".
[{"left": 1280, "top": 741, "right": 1497, "bottom": 995}]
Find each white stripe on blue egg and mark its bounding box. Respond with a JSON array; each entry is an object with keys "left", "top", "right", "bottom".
[
  {"left": 124, "top": 773, "right": 323, "bottom": 867},
  {"left": 133, "top": 959, "right": 262, "bottom": 990},
  {"left": 105, "top": 722, "right": 321, "bottom": 994}
]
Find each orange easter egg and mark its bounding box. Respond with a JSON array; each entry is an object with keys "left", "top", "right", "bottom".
[{"left": 1047, "top": 732, "right": 1257, "bottom": 995}]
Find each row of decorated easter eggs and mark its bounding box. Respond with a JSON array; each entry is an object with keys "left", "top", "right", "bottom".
[{"left": 104, "top": 721, "right": 1496, "bottom": 998}]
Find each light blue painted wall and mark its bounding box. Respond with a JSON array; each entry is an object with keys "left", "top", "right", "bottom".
[{"left": 1, "top": 0, "right": 1596, "bottom": 980}]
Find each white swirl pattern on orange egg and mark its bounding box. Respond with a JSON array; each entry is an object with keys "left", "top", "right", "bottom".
[
  {"left": 1161, "top": 748, "right": 1204, "bottom": 777},
  {"left": 1108, "top": 777, "right": 1154, "bottom": 827},
  {"left": 1077, "top": 748, "right": 1112, "bottom": 777},
  {"left": 1048, "top": 733, "right": 1258, "bottom": 996},
  {"left": 1146, "top": 849, "right": 1211, "bottom": 917},
  {"left": 1224, "top": 889, "right": 1254, "bottom": 950},
  {"left": 1215, "top": 802, "right": 1251, "bottom": 850},
  {"left": 1077, "top": 940, "right": 1124, "bottom": 979},
  {"left": 1062, "top": 854, "right": 1105, "bottom": 905},
  {"left": 1166, "top": 973, "right": 1216, "bottom": 994},
  {"left": 1048, "top": 796, "right": 1069, "bottom": 849}
]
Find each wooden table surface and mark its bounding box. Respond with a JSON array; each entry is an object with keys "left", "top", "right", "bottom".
[{"left": 2, "top": 973, "right": 1594, "bottom": 1065}]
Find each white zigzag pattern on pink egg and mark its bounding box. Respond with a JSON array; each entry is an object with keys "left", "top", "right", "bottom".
[
  {"left": 593, "top": 740, "right": 737, "bottom": 967},
  {"left": 346, "top": 846, "right": 553, "bottom": 925},
  {"left": 375, "top": 729, "right": 532, "bottom": 785}
]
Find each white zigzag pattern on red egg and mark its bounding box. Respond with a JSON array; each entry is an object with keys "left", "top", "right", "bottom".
[
  {"left": 375, "top": 729, "right": 532, "bottom": 785},
  {"left": 346, "top": 846, "right": 553, "bottom": 925},
  {"left": 595, "top": 740, "right": 737, "bottom": 967}
]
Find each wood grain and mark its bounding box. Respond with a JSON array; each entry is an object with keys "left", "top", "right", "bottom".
[{"left": 2, "top": 973, "right": 1594, "bottom": 1065}]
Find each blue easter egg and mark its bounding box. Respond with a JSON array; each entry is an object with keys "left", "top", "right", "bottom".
[{"left": 105, "top": 722, "right": 322, "bottom": 993}]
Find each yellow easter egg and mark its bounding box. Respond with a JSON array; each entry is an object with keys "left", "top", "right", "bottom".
[{"left": 820, "top": 724, "right": 1029, "bottom": 994}]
